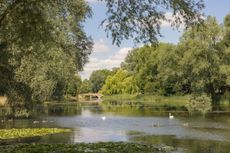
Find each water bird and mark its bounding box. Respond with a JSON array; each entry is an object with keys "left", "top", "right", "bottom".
[
  {"left": 182, "top": 123, "right": 189, "bottom": 127},
  {"left": 101, "top": 116, "right": 106, "bottom": 120},
  {"left": 8, "top": 118, "right": 13, "bottom": 122},
  {"left": 152, "top": 122, "right": 160, "bottom": 127},
  {"left": 33, "top": 121, "right": 39, "bottom": 124},
  {"left": 169, "top": 113, "right": 174, "bottom": 119},
  {"left": 42, "top": 120, "right": 47, "bottom": 123}
]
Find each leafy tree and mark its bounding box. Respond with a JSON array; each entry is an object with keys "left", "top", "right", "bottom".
[
  {"left": 89, "top": 69, "right": 112, "bottom": 93},
  {"left": 121, "top": 45, "right": 153, "bottom": 93},
  {"left": 222, "top": 13, "right": 230, "bottom": 47},
  {"left": 80, "top": 79, "right": 92, "bottom": 94},
  {"left": 65, "top": 75, "right": 82, "bottom": 97},
  {"left": 100, "top": 69, "right": 139, "bottom": 95},
  {"left": 218, "top": 13, "right": 230, "bottom": 97},
  {"left": 0, "top": 0, "right": 92, "bottom": 113},
  {"left": 101, "top": 0, "right": 204, "bottom": 45},
  {"left": 177, "top": 16, "right": 224, "bottom": 102},
  {"left": 122, "top": 43, "right": 177, "bottom": 95},
  {"left": 151, "top": 44, "right": 179, "bottom": 95}
]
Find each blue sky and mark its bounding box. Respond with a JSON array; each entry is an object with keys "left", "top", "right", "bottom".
[{"left": 80, "top": 0, "right": 230, "bottom": 79}]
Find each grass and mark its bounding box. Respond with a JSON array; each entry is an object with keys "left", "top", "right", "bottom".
[
  {"left": 0, "top": 128, "right": 71, "bottom": 140},
  {"left": 0, "top": 142, "right": 177, "bottom": 153}
]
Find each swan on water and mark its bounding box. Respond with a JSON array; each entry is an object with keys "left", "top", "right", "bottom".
[{"left": 169, "top": 113, "right": 174, "bottom": 119}]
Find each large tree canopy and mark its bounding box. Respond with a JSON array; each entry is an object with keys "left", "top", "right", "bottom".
[
  {"left": 101, "top": 0, "right": 205, "bottom": 45},
  {"left": 0, "top": 0, "right": 93, "bottom": 112}
]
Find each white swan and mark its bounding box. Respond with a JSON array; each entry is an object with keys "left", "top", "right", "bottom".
[
  {"left": 101, "top": 116, "right": 106, "bottom": 120},
  {"left": 33, "top": 121, "right": 39, "bottom": 124},
  {"left": 182, "top": 123, "right": 189, "bottom": 127},
  {"left": 169, "top": 113, "right": 174, "bottom": 119}
]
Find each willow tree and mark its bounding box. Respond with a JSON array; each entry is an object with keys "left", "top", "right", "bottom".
[
  {"left": 0, "top": 0, "right": 92, "bottom": 113},
  {"left": 101, "top": 0, "right": 205, "bottom": 46}
]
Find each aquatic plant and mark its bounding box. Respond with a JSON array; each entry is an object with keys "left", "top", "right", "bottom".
[
  {"left": 0, "top": 142, "right": 177, "bottom": 153},
  {"left": 0, "top": 128, "right": 71, "bottom": 140}
]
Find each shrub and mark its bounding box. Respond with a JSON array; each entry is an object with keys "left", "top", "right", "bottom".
[{"left": 186, "top": 94, "right": 212, "bottom": 114}]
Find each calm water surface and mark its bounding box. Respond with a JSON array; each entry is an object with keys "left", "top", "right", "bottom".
[{"left": 0, "top": 102, "right": 230, "bottom": 153}]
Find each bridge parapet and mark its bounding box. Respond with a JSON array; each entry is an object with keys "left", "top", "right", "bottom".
[{"left": 78, "top": 93, "right": 103, "bottom": 101}]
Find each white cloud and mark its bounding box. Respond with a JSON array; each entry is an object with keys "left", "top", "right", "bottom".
[
  {"left": 80, "top": 47, "right": 132, "bottom": 79},
  {"left": 161, "top": 12, "right": 185, "bottom": 29},
  {"left": 86, "top": 0, "right": 101, "bottom": 3},
  {"left": 93, "top": 39, "right": 109, "bottom": 53}
]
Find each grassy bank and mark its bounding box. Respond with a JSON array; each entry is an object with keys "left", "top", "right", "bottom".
[{"left": 0, "top": 142, "right": 177, "bottom": 153}]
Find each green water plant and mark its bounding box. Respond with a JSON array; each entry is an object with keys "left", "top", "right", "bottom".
[
  {"left": 0, "top": 128, "right": 71, "bottom": 140},
  {"left": 0, "top": 142, "right": 177, "bottom": 153}
]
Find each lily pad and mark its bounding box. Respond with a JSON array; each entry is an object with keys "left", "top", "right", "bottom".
[{"left": 0, "top": 128, "right": 71, "bottom": 140}]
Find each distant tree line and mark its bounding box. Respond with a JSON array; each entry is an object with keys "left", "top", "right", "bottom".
[{"left": 87, "top": 15, "right": 230, "bottom": 112}]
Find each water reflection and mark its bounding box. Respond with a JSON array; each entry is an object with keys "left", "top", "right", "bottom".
[
  {"left": 47, "top": 108, "right": 230, "bottom": 142},
  {"left": 0, "top": 103, "right": 230, "bottom": 153},
  {"left": 73, "top": 128, "right": 127, "bottom": 143}
]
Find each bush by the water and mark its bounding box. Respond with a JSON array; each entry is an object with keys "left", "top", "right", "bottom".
[{"left": 186, "top": 94, "right": 212, "bottom": 114}]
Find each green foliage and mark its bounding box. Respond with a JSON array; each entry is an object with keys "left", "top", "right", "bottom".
[
  {"left": 122, "top": 43, "right": 178, "bottom": 95},
  {"left": 101, "top": 0, "right": 204, "bottom": 46},
  {"left": 223, "top": 13, "right": 230, "bottom": 47},
  {"left": 0, "top": 0, "right": 92, "bottom": 110},
  {"left": 100, "top": 69, "right": 139, "bottom": 95},
  {"left": 119, "top": 16, "right": 230, "bottom": 110},
  {"left": 80, "top": 79, "right": 92, "bottom": 94},
  {"left": 177, "top": 16, "right": 228, "bottom": 100},
  {"left": 89, "top": 69, "right": 112, "bottom": 93},
  {"left": 0, "top": 142, "right": 176, "bottom": 153},
  {"left": 0, "top": 128, "right": 70, "bottom": 140},
  {"left": 65, "top": 75, "right": 82, "bottom": 97},
  {"left": 186, "top": 94, "right": 212, "bottom": 114}
]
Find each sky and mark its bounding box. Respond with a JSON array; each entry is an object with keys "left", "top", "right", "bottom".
[{"left": 80, "top": 0, "right": 230, "bottom": 79}]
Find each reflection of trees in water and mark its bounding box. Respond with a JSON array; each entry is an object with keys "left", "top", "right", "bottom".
[
  {"left": 100, "top": 101, "right": 188, "bottom": 117},
  {"left": 44, "top": 105, "right": 82, "bottom": 116},
  {"left": 131, "top": 135, "right": 230, "bottom": 153}
]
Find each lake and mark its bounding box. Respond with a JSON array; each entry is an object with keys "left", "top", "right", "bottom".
[{"left": 0, "top": 102, "right": 230, "bottom": 153}]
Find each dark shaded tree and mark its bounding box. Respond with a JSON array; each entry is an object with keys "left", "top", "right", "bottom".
[{"left": 89, "top": 69, "right": 112, "bottom": 93}]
